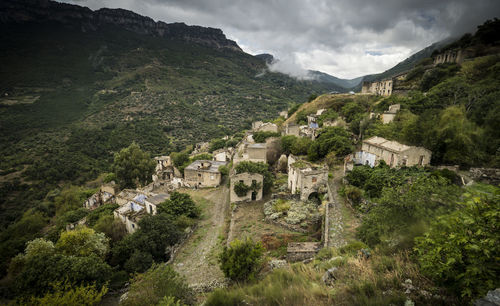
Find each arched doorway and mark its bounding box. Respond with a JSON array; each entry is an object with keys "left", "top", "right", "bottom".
[{"left": 308, "top": 192, "right": 320, "bottom": 204}]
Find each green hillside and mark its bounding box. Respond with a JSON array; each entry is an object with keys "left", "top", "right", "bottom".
[{"left": 0, "top": 21, "right": 342, "bottom": 228}]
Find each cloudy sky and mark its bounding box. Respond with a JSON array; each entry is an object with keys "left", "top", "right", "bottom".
[{"left": 62, "top": 0, "right": 499, "bottom": 79}]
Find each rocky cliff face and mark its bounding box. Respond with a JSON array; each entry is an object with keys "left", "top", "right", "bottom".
[{"left": 0, "top": 0, "right": 242, "bottom": 52}]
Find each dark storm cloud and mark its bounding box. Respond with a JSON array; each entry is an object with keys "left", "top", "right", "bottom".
[{"left": 63, "top": 0, "right": 500, "bottom": 78}]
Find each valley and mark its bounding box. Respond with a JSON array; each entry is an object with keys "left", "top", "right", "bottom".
[{"left": 0, "top": 1, "right": 499, "bottom": 305}]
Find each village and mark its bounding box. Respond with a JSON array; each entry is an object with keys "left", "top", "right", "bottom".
[{"left": 74, "top": 93, "right": 450, "bottom": 291}]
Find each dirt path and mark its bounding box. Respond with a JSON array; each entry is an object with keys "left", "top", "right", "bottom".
[
  {"left": 327, "top": 168, "right": 348, "bottom": 248},
  {"left": 172, "top": 185, "right": 229, "bottom": 291}
]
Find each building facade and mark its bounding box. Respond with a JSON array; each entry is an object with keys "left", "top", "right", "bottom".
[
  {"left": 184, "top": 160, "right": 227, "bottom": 188},
  {"left": 230, "top": 172, "right": 264, "bottom": 202},
  {"left": 355, "top": 136, "right": 431, "bottom": 168}
]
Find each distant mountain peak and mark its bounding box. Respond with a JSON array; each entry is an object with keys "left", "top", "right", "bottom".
[{"left": 0, "top": 0, "right": 242, "bottom": 52}]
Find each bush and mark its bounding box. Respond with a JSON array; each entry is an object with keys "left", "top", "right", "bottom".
[
  {"left": 158, "top": 192, "right": 199, "bottom": 218},
  {"left": 219, "top": 238, "right": 264, "bottom": 282},
  {"left": 414, "top": 185, "right": 500, "bottom": 299},
  {"left": 253, "top": 131, "right": 280, "bottom": 143},
  {"left": 344, "top": 185, "right": 363, "bottom": 206},
  {"left": 123, "top": 264, "right": 193, "bottom": 306}
]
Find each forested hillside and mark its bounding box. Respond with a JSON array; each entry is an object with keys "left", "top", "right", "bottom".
[{"left": 0, "top": 1, "right": 344, "bottom": 230}]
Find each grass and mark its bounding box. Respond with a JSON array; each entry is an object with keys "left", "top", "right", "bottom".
[{"left": 207, "top": 248, "right": 456, "bottom": 306}]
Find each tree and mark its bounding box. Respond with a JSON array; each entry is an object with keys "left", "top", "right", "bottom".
[
  {"left": 290, "top": 137, "right": 312, "bottom": 156},
  {"left": 307, "top": 127, "right": 353, "bottom": 161},
  {"left": 113, "top": 142, "right": 155, "bottom": 188},
  {"left": 158, "top": 192, "right": 199, "bottom": 218},
  {"left": 25, "top": 281, "right": 108, "bottom": 306},
  {"left": 56, "top": 227, "right": 109, "bottom": 258},
  {"left": 123, "top": 264, "right": 193, "bottom": 306},
  {"left": 219, "top": 238, "right": 264, "bottom": 282},
  {"left": 280, "top": 135, "right": 298, "bottom": 155},
  {"left": 111, "top": 214, "right": 182, "bottom": 272},
  {"left": 357, "top": 176, "right": 461, "bottom": 249},
  {"left": 414, "top": 185, "right": 500, "bottom": 300},
  {"left": 93, "top": 215, "right": 127, "bottom": 243}
]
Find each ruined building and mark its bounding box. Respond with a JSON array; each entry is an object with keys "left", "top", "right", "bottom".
[
  {"left": 287, "top": 155, "right": 329, "bottom": 201},
  {"left": 152, "top": 156, "right": 184, "bottom": 190},
  {"left": 229, "top": 172, "right": 264, "bottom": 203},
  {"left": 354, "top": 136, "right": 431, "bottom": 168},
  {"left": 114, "top": 189, "right": 169, "bottom": 233},
  {"left": 433, "top": 48, "right": 466, "bottom": 65},
  {"left": 381, "top": 104, "right": 401, "bottom": 124},
  {"left": 361, "top": 72, "right": 408, "bottom": 96},
  {"left": 184, "top": 160, "right": 227, "bottom": 188},
  {"left": 83, "top": 182, "right": 117, "bottom": 210},
  {"left": 252, "top": 121, "right": 279, "bottom": 133}
]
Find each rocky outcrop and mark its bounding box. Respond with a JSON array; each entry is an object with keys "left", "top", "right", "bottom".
[{"left": 0, "top": 0, "right": 242, "bottom": 52}]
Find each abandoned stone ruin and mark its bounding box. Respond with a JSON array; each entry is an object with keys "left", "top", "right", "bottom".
[
  {"left": 229, "top": 172, "right": 264, "bottom": 203},
  {"left": 353, "top": 136, "right": 431, "bottom": 168},
  {"left": 287, "top": 154, "right": 329, "bottom": 202},
  {"left": 184, "top": 160, "right": 227, "bottom": 188}
]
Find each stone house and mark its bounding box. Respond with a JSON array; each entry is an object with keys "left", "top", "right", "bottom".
[
  {"left": 279, "top": 110, "right": 288, "bottom": 119},
  {"left": 83, "top": 182, "right": 117, "bottom": 210},
  {"left": 252, "top": 121, "right": 278, "bottom": 133},
  {"left": 381, "top": 104, "right": 400, "bottom": 124},
  {"left": 114, "top": 201, "right": 145, "bottom": 233},
  {"left": 184, "top": 160, "right": 227, "bottom": 188},
  {"left": 213, "top": 148, "right": 232, "bottom": 162},
  {"left": 287, "top": 242, "right": 321, "bottom": 262},
  {"left": 287, "top": 155, "right": 329, "bottom": 201},
  {"left": 114, "top": 189, "right": 169, "bottom": 233},
  {"left": 152, "top": 156, "right": 182, "bottom": 182},
  {"left": 361, "top": 79, "right": 393, "bottom": 96},
  {"left": 354, "top": 136, "right": 431, "bottom": 168},
  {"left": 230, "top": 172, "right": 264, "bottom": 202},
  {"left": 433, "top": 49, "right": 466, "bottom": 65},
  {"left": 144, "top": 193, "right": 169, "bottom": 215},
  {"left": 284, "top": 122, "right": 300, "bottom": 137}
]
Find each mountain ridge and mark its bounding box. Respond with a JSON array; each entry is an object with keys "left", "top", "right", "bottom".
[{"left": 0, "top": 0, "right": 242, "bottom": 52}]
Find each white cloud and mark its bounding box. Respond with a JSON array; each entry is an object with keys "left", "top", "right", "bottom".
[{"left": 62, "top": 0, "right": 500, "bottom": 79}]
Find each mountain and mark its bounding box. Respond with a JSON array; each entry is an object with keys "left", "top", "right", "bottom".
[
  {"left": 352, "top": 38, "right": 455, "bottom": 91},
  {"left": 307, "top": 70, "right": 363, "bottom": 90},
  {"left": 0, "top": 0, "right": 348, "bottom": 229}
]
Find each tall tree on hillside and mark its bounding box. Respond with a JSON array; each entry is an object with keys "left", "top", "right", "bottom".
[{"left": 113, "top": 142, "right": 155, "bottom": 188}]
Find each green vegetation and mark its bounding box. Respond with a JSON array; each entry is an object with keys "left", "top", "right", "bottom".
[
  {"left": 308, "top": 127, "right": 353, "bottom": 161},
  {"left": 123, "top": 264, "right": 193, "bottom": 306},
  {"left": 219, "top": 238, "right": 264, "bottom": 282},
  {"left": 23, "top": 281, "right": 108, "bottom": 306},
  {"left": 158, "top": 191, "right": 200, "bottom": 218},
  {"left": 113, "top": 142, "right": 156, "bottom": 188},
  {"left": 253, "top": 131, "right": 281, "bottom": 143},
  {"left": 233, "top": 180, "right": 262, "bottom": 197},
  {"left": 414, "top": 185, "right": 499, "bottom": 298}
]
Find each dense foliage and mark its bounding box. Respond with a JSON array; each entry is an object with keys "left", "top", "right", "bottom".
[
  {"left": 414, "top": 185, "right": 500, "bottom": 299},
  {"left": 253, "top": 131, "right": 281, "bottom": 143},
  {"left": 123, "top": 264, "right": 193, "bottom": 306},
  {"left": 158, "top": 192, "right": 200, "bottom": 218},
  {"left": 219, "top": 238, "right": 264, "bottom": 282},
  {"left": 113, "top": 142, "right": 156, "bottom": 188}
]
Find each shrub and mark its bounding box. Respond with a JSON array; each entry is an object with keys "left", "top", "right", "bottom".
[
  {"left": 273, "top": 199, "right": 290, "bottom": 212},
  {"left": 344, "top": 185, "right": 363, "bottom": 206},
  {"left": 253, "top": 131, "right": 280, "bottom": 143},
  {"left": 219, "top": 238, "right": 264, "bottom": 282},
  {"left": 414, "top": 185, "right": 500, "bottom": 299},
  {"left": 123, "top": 264, "right": 193, "bottom": 306},
  {"left": 23, "top": 281, "right": 107, "bottom": 306},
  {"left": 158, "top": 192, "right": 199, "bottom": 218}
]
